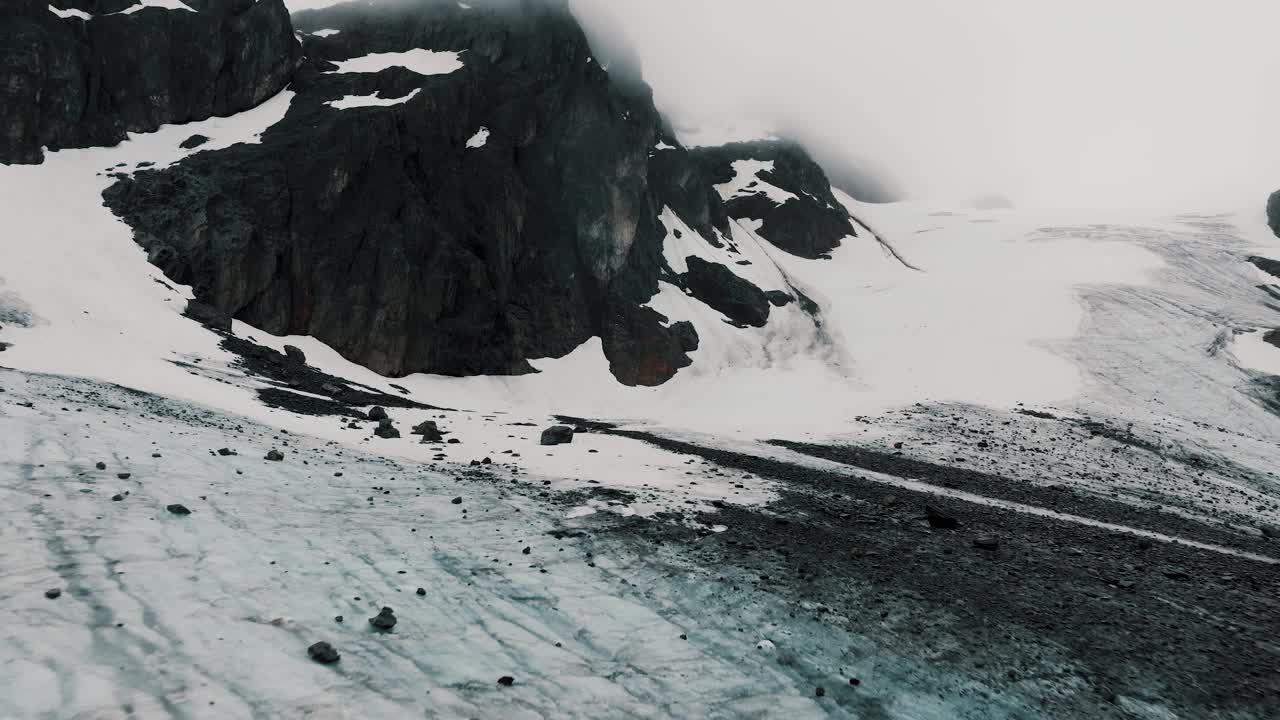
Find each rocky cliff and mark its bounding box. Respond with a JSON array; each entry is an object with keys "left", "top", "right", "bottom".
[
  {"left": 0, "top": 0, "right": 299, "bottom": 164},
  {"left": 95, "top": 0, "right": 856, "bottom": 386}
]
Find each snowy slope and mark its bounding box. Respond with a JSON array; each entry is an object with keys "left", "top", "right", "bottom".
[{"left": 4, "top": 51, "right": 1280, "bottom": 719}]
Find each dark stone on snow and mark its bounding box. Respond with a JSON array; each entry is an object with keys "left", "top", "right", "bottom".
[
  {"left": 815, "top": 686, "right": 826, "bottom": 698},
  {"left": 95, "top": 461, "right": 106, "bottom": 470},
  {"left": 681, "top": 256, "right": 771, "bottom": 328},
  {"left": 111, "top": 493, "right": 124, "bottom": 502},
  {"left": 374, "top": 417, "right": 400, "bottom": 438},
  {"left": 264, "top": 449, "right": 284, "bottom": 461},
  {"left": 166, "top": 503, "right": 191, "bottom": 516},
  {"left": 412, "top": 420, "right": 442, "bottom": 442},
  {"left": 368, "top": 606, "right": 396, "bottom": 631},
  {"left": 924, "top": 505, "right": 958, "bottom": 530},
  {"left": 765, "top": 290, "right": 794, "bottom": 307},
  {"left": 44, "top": 588, "right": 61, "bottom": 599},
  {"left": 0, "top": 0, "right": 300, "bottom": 164},
  {"left": 183, "top": 301, "right": 232, "bottom": 332},
  {"left": 541, "top": 425, "right": 575, "bottom": 446},
  {"left": 450, "top": 497, "right": 463, "bottom": 505},
  {"left": 282, "top": 345, "right": 306, "bottom": 365},
  {"left": 116, "top": 472, "right": 131, "bottom": 479},
  {"left": 307, "top": 640, "right": 340, "bottom": 664},
  {"left": 497, "top": 676, "right": 515, "bottom": 687},
  {"left": 367, "top": 406, "right": 388, "bottom": 422},
  {"left": 179, "top": 134, "right": 210, "bottom": 150},
  {"left": 670, "top": 320, "right": 699, "bottom": 353},
  {"left": 217, "top": 447, "right": 235, "bottom": 456},
  {"left": 416, "top": 587, "right": 426, "bottom": 596}
]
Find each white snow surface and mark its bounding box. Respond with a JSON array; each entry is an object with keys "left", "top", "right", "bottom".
[
  {"left": 466, "top": 126, "right": 490, "bottom": 149},
  {"left": 325, "top": 89, "right": 420, "bottom": 110},
  {"left": 310, "top": 28, "right": 340, "bottom": 37},
  {"left": 325, "top": 49, "right": 463, "bottom": 76}
]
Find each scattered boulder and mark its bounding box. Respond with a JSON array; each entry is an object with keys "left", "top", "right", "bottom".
[
  {"left": 180, "top": 134, "right": 211, "bottom": 150},
  {"left": 412, "top": 420, "right": 443, "bottom": 442},
  {"left": 368, "top": 606, "right": 397, "bottom": 631},
  {"left": 497, "top": 676, "right": 515, "bottom": 687},
  {"left": 670, "top": 320, "right": 700, "bottom": 353},
  {"left": 541, "top": 425, "right": 575, "bottom": 446},
  {"left": 166, "top": 503, "right": 192, "bottom": 516},
  {"left": 111, "top": 493, "right": 124, "bottom": 502},
  {"left": 183, "top": 301, "right": 233, "bottom": 332},
  {"left": 416, "top": 587, "right": 426, "bottom": 596},
  {"left": 374, "top": 418, "right": 400, "bottom": 439},
  {"left": 451, "top": 497, "right": 463, "bottom": 505},
  {"left": 368, "top": 406, "right": 388, "bottom": 421},
  {"left": 117, "top": 472, "right": 131, "bottom": 480},
  {"left": 264, "top": 449, "right": 284, "bottom": 461},
  {"left": 283, "top": 345, "right": 306, "bottom": 365},
  {"left": 307, "top": 641, "right": 340, "bottom": 664},
  {"left": 95, "top": 462, "right": 107, "bottom": 470},
  {"left": 217, "top": 448, "right": 236, "bottom": 456},
  {"left": 44, "top": 588, "right": 61, "bottom": 599},
  {"left": 924, "top": 505, "right": 958, "bottom": 529}
]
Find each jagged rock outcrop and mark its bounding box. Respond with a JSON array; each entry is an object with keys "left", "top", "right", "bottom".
[
  {"left": 101, "top": 0, "right": 852, "bottom": 386},
  {"left": 0, "top": 0, "right": 299, "bottom": 164},
  {"left": 692, "top": 141, "right": 856, "bottom": 259},
  {"left": 105, "top": 0, "right": 709, "bottom": 384}
]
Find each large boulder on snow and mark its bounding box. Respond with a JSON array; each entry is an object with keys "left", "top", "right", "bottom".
[{"left": 0, "top": 0, "right": 300, "bottom": 164}]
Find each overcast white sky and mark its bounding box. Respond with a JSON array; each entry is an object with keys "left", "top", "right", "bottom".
[{"left": 290, "top": 0, "right": 1280, "bottom": 210}]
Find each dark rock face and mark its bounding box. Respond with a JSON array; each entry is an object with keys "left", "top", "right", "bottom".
[
  {"left": 97, "top": 0, "right": 852, "bottom": 387},
  {"left": 1268, "top": 191, "right": 1280, "bottom": 239},
  {"left": 681, "top": 257, "right": 771, "bottom": 327},
  {"left": 601, "top": 306, "right": 696, "bottom": 386},
  {"left": 0, "top": 0, "right": 300, "bottom": 164},
  {"left": 692, "top": 141, "right": 856, "bottom": 259},
  {"left": 104, "top": 0, "right": 714, "bottom": 385},
  {"left": 183, "top": 300, "right": 232, "bottom": 332}
]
